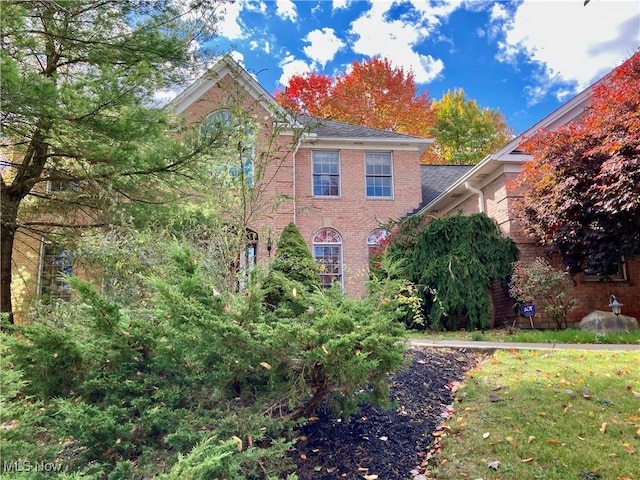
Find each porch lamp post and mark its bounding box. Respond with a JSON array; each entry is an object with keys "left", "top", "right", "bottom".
[
  {"left": 609, "top": 295, "right": 623, "bottom": 333},
  {"left": 266, "top": 236, "right": 273, "bottom": 257}
]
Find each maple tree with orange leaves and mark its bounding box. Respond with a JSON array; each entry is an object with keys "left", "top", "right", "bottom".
[{"left": 274, "top": 57, "right": 436, "bottom": 139}]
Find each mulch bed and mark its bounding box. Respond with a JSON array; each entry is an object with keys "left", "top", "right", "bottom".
[{"left": 289, "top": 347, "right": 484, "bottom": 480}]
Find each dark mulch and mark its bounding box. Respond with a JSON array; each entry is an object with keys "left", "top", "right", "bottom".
[{"left": 289, "top": 347, "right": 484, "bottom": 480}]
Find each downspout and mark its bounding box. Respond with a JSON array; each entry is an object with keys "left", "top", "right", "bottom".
[
  {"left": 292, "top": 134, "right": 304, "bottom": 225},
  {"left": 464, "top": 181, "right": 485, "bottom": 213}
]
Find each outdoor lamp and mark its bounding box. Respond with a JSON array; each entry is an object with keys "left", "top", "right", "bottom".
[
  {"left": 609, "top": 295, "right": 623, "bottom": 316},
  {"left": 266, "top": 236, "right": 272, "bottom": 256}
]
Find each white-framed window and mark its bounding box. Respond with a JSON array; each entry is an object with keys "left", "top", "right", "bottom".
[
  {"left": 365, "top": 152, "right": 393, "bottom": 198},
  {"left": 312, "top": 151, "right": 340, "bottom": 197},
  {"left": 313, "top": 228, "right": 343, "bottom": 288},
  {"left": 367, "top": 228, "right": 388, "bottom": 258},
  {"left": 236, "top": 230, "right": 258, "bottom": 291},
  {"left": 201, "top": 109, "right": 255, "bottom": 186},
  {"left": 38, "top": 240, "right": 73, "bottom": 303},
  {"left": 46, "top": 177, "right": 78, "bottom": 194},
  {"left": 584, "top": 257, "right": 627, "bottom": 282}
]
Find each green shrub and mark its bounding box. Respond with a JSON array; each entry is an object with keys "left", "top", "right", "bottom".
[
  {"left": 2, "top": 240, "right": 407, "bottom": 478},
  {"left": 387, "top": 212, "right": 518, "bottom": 330},
  {"left": 509, "top": 256, "right": 578, "bottom": 329},
  {"left": 263, "top": 222, "right": 320, "bottom": 315}
]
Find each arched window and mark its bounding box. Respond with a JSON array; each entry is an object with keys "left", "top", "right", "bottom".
[
  {"left": 313, "top": 228, "right": 343, "bottom": 288},
  {"left": 367, "top": 228, "right": 388, "bottom": 258},
  {"left": 201, "top": 109, "right": 254, "bottom": 186}
]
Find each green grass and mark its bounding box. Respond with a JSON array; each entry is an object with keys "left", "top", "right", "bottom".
[
  {"left": 408, "top": 327, "right": 640, "bottom": 345},
  {"left": 429, "top": 349, "right": 640, "bottom": 480}
]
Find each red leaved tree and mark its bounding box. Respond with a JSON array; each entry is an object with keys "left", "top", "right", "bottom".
[
  {"left": 514, "top": 50, "right": 640, "bottom": 275},
  {"left": 273, "top": 73, "right": 333, "bottom": 118},
  {"left": 274, "top": 57, "right": 436, "bottom": 138}
]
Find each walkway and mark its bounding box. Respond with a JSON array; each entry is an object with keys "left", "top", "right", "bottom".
[{"left": 409, "top": 338, "right": 640, "bottom": 351}]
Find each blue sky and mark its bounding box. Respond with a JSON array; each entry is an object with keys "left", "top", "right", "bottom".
[{"left": 180, "top": 0, "right": 640, "bottom": 135}]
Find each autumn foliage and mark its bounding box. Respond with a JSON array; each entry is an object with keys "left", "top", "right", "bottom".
[
  {"left": 274, "top": 57, "right": 436, "bottom": 138},
  {"left": 514, "top": 50, "right": 640, "bottom": 275}
]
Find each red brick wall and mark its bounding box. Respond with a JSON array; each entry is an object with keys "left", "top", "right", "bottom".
[
  {"left": 294, "top": 147, "right": 423, "bottom": 297},
  {"left": 178, "top": 73, "right": 425, "bottom": 297},
  {"left": 443, "top": 170, "right": 640, "bottom": 327},
  {"left": 178, "top": 75, "right": 296, "bottom": 262}
]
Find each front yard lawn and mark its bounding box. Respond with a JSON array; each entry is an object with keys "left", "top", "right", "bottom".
[
  {"left": 428, "top": 349, "right": 640, "bottom": 480},
  {"left": 409, "top": 327, "right": 640, "bottom": 345}
]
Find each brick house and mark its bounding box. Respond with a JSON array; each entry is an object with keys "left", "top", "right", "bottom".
[
  {"left": 419, "top": 78, "right": 640, "bottom": 326},
  {"left": 12, "top": 54, "right": 638, "bottom": 325},
  {"left": 166, "top": 54, "right": 435, "bottom": 297}
]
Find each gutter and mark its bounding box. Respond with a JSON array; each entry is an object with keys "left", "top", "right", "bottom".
[{"left": 464, "top": 181, "right": 484, "bottom": 213}]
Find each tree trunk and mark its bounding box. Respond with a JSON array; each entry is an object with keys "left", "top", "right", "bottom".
[{"left": 0, "top": 194, "right": 19, "bottom": 323}]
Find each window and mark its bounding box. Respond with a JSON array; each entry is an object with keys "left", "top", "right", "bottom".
[
  {"left": 200, "top": 109, "right": 235, "bottom": 137},
  {"left": 367, "top": 228, "right": 388, "bottom": 258},
  {"left": 39, "top": 241, "right": 73, "bottom": 302},
  {"left": 236, "top": 230, "right": 258, "bottom": 291},
  {"left": 46, "top": 177, "right": 78, "bottom": 194},
  {"left": 312, "top": 151, "right": 340, "bottom": 197},
  {"left": 584, "top": 257, "right": 627, "bottom": 282},
  {"left": 365, "top": 152, "right": 393, "bottom": 198},
  {"left": 201, "top": 109, "right": 254, "bottom": 186},
  {"left": 313, "top": 228, "right": 342, "bottom": 288}
]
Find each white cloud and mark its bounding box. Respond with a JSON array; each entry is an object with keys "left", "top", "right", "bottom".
[
  {"left": 278, "top": 55, "right": 316, "bottom": 85},
  {"left": 496, "top": 0, "right": 640, "bottom": 90},
  {"left": 276, "top": 0, "right": 297, "bottom": 22},
  {"left": 229, "top": 50, "right": 246, "bottom": 67},
  {"left": 489, "top": 2, "right": 509, "bottom": 22},
  {"left": 303, "top": 28, "right": 346, "bottom": 68},
  {"left": 216, "top": 0, "right": 245, "bottom": 40},
  {"left": 348, "top": 1, "right": 454, "bottom": 83},
  {"left": 332, "top": 0, "right": 350, "bottom": 10},
  {"left": 244, "top": 0, "right": 267, "bottom": 14},
  {"left": 250, "top": 39, "right": 272, "bottom": 54}
]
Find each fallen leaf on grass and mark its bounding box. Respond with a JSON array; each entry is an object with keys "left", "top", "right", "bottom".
[
  {"left": 363, "top": 475, "right": 379, "bottom": 480},
  {"left": 482, "top": 432, "right": 490, "bottom": 439},
  {"left": 527, "top": 435, "right": 536, "bottom": 444},
  {"left": 622, "top": 443, "right": 635, "bottom": 454},
  {"left": 599, "top": 422, "right": 607, "bottom": 434},
  {"left": 487, "top": 460, "right": 501, "bottom": 470},
  {"left": 521, "top": 457, "right": 535, "bottom": 463}
]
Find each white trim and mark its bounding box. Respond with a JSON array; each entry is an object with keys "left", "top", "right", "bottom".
[
  {"left": 419, "top": 74, "right": 606, "bottom": 215},
  {"left": 301, "top": 136, "right": 429, "bottom": 153},
  {"left": 167, "top": 54, "right": 301, "bottom": 128}
]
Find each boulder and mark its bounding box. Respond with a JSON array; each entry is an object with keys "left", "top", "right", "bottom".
[{"left": 579, "top": 310, "right": 639, "bottom": 334}]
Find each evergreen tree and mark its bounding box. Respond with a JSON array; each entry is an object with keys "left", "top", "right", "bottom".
[
  {"left": 0, "top": 0, "right": 228, "bottom": 320},
  {"left": 387, "top": 213, "right": 518, "bottom": 330},
  {"left": 263, "top": 222, "right": 320, "bottom": 313}
]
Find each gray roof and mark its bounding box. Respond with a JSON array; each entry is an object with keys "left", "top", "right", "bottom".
[
  {"left": 415, "top": 165, "right": 475, "bottom": 212},
  {"left": 298, "top": 114, "right": 427, "bottom": 140}
]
